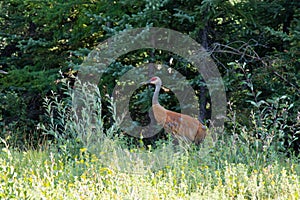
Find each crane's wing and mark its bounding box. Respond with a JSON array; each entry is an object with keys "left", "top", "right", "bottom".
[{"left": 152, "top": 104, "right": 206, "bottom": 143}]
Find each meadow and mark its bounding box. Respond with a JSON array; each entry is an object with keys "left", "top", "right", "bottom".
[
  {"left": 1, "top": 82, "right": 299, "bottom": 200},
  {"left": 1, "top": 135, "right": 300, "bottom": 199}
]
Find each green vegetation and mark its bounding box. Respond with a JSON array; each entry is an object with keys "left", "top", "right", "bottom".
[
  {"left": 1, "top": 80, "right": 299, "bottom": 199},
  {"left": 1, "top": 119, "right": 300, "bottom": 199},
  {"left": 0, "top": 0, "right": 299, "bottom": 198},
  {"left": 1, "top": 0, "right": 299, "bottom": 149},
  {"left": 1, "top": 143, "right": 300, "bottom": 199}
]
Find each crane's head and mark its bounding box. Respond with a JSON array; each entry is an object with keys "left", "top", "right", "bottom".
[{"left": 142, "top": 76, "right": 162, "bottom": 86}]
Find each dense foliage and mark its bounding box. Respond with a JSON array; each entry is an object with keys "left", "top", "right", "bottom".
[
  {"left": 0, "top": 0, "right": 299, "bottom": 153},
  {"left": 0, "top": 2, "right": 300, "bottom": 198}
]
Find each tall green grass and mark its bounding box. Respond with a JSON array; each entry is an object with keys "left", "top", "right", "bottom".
[
  {"left": 1, "top": 137, "right": 299, "bottom": 199},
  {"left": 0, "top": 80, "right": 299, "bottom": 199}
]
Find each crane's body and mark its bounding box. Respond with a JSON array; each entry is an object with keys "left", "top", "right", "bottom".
[{"left": 144, "top": 76, "right": 207, "bottom": 144}]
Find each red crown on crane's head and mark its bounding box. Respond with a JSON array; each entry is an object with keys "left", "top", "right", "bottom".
[{"left": 150, "top": 77, "right": 158, "bottom": 81}]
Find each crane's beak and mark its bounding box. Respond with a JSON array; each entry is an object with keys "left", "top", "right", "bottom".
[{"left": 140, "top": 80, "right": 150, "bottom": 85}]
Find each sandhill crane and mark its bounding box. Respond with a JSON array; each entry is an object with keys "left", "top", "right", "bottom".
[{"left": 142, "top": 76, "right": 207, "bottom": 144}]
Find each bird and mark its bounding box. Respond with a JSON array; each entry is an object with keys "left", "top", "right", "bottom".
[{"left": 142, "top": 76, "right": 207, "bottom": 144}]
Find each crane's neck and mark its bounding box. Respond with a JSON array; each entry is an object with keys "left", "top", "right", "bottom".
[{"left": 152, "top": 83, "right": 161, "bottom": 105}]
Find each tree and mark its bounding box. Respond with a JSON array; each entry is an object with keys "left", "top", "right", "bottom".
[{"left": 0, "top": 0, "right": 299, "bottom": 151}]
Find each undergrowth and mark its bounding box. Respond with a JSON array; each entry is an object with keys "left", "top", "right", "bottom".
[{"left": 0, "top": 78, "right": 299, "bottom": 199}]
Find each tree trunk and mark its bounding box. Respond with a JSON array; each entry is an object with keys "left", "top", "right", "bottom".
[{"left": 198, "top": 23, "right": 209, "bottom": 123}]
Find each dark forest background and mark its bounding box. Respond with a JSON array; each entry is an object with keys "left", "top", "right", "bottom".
[{"left": 0, "top": 0, "right": 299, "bottom": 153}]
